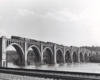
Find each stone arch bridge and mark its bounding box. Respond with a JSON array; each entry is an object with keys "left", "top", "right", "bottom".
[{"left": 0, "top": 36, "right": 93, "bottom": 67}]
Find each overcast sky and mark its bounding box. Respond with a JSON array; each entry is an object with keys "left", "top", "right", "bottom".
[{"left": 0, "top": 0, "right": 100, "bottom": 47}]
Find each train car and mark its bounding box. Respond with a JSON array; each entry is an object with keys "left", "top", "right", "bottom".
[
  {"left": 30, "top": 39, "right": 37, "bottom": 42},
  {"left": 47, "top": 42, "right": 56, "bottom": 44},
  {"left": 11, "top": 36, "right": 25, "bottom": 40},
  {"left": 24, "top": 38, "right": 30, "bottom": 41}
]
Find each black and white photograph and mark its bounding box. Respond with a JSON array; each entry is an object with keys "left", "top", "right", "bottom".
[{"left": 0, "top": 0, "right": 100, "bottom": 80}]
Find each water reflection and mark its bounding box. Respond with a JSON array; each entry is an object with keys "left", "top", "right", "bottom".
[{"left": 7, "top": 62, "right": 100, "bottom": 73}]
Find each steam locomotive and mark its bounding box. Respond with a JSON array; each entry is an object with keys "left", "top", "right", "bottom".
[
  {"left": 11, "top": 36, "right": 25, "bottom": 40},
  {"left": 11, "top": 36, "right": 37, "bottom": 42}
]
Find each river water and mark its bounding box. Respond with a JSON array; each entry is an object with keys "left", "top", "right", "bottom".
[{"left": 7, "top": 62, "right": 100, "bottom": 73}]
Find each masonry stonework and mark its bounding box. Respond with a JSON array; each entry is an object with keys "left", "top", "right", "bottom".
[{"left": 0, "top": 36, "right": 92, "bottom": 67}]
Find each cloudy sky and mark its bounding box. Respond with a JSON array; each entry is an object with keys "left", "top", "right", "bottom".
[{"left": 0, "top": 0, "right": 100, "bottom": 47}]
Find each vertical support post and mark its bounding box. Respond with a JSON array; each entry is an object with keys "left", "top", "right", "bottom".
[
  {"left": 63, "top": 46, "right": 65, "bottom": 63},
  {"left": 83, "top": 48, "right": 85, "bottom": 62},
  {"left": 77, "top": 48, "right": 80, "bottom": 63},
  {"left": 54, "top": 44, "right": 57, "bottom": 64},
  {"left": 24, "top": 39, "right": 28, "bottom": 66},
  {"left": 40, "top": 43, "right": 43, "bottom": 64},
  {"left": 87, "top": 51, "right": 89, "bottom": 62},
  {"left": 0, "top": 36, "right": 7, "bottom": 67},
  {"left": 70, "top": 46, "right": 73, "bottom": 63}
]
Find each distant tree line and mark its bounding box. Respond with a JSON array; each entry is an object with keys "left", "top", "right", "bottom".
[
  {"left": 6, "top": 51, "right": 19, "bottom": 65},
  {"left": 89, "top": 53, "right": 100, "bottom": 63},
  {"left": 6, "top": 50, "right": 36, "bottom": 65},
  {"left": 82, "top": 46, "right": 100, "bottom": 51}
]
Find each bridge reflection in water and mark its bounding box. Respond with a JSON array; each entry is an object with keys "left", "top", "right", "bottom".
[{"left": 7, "top": 62, "right": 100, "bottom": 73}]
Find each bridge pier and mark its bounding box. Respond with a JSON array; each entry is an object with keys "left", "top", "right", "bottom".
[
  {"left": 83, "top": 52, "right": 85, "bottom": 62},
  {"left": 70, "top": 47, "right": 73, "bottom": 63},
  {"left": 78, "top": 48, "right": 80, "bottom": 63},
  {"left": 24, "top": 39, "right": 28, "bottom": 66},
  {"left": 0, "top": 36, "right": 7, "bottom": 67},
  {"left": 54, "top": 44, "right": 57, "bottom": 64},
  {"left": 24, "top": 60, "right": 27, "bottom": 66},
  {"left": 1, "top": 59, "right": 6, "bottom": 67},
  {"left": 40, "top": 43, "right": 44, "bottom": 65},
  {"left": 63, "top": 46, "right": 66, "bottom": 63}
]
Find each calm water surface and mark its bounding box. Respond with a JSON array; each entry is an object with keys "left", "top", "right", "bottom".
[{"left": 7, "top": 63, "right": 100, "bottom": 73}]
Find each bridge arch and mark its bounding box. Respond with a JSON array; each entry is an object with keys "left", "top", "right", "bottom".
[
  {"left": 27, "top": 45, "right": 41, "bottom": 65},
  {"left": 42, "top": 47, "right": 53, "bottom": 64},
  {"left": 56, "top": 48, "right": 64, "bottom": 63},
  {"left": 80, "top": 52, "right": 84, "bottom": 62},
  {"left": 65, "top": 50, "right": 71, "bottom": 63},
  {"left": 72, "top": 51, "right": 78, "bottom": 62},
  {"left": 6, "top": 43, "right": 24, "bottom": 66}
]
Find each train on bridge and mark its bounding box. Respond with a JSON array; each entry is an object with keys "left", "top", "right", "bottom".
[
  {"left": 0, "top": 36, "right": 99, "bottom": 80},
  {"left": 0, "top": 35, "right": 98, "bottom": 67}
]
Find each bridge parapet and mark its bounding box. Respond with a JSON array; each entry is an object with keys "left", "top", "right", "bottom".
[
  {"left": 43, "top": 42, "right": 54, "bottom": 47},
  {"left": 6, "top": 38, "right": 25, "bottom": 48}
]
